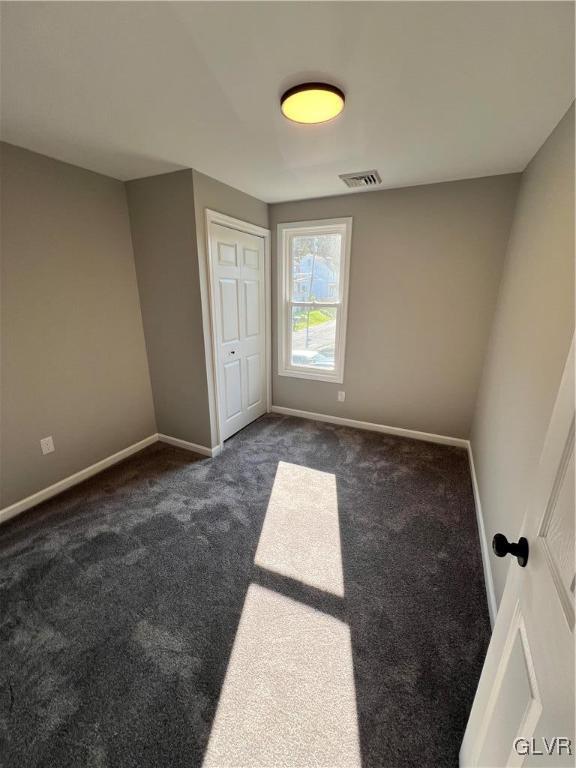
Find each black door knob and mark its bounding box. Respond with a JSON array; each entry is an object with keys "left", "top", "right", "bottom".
[{"left": 492, "top": 533, "right": 529, "bottom": 567}]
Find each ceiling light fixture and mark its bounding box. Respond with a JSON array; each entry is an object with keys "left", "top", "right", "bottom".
[{"left": 281, "top": 82, "right": 345, "bottom": 124}]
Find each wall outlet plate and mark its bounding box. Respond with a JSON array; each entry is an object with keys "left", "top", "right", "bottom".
[
  {"left": 40, "top": 436, "right": 55, "bottom": 455},
  {"left": 338, "top": 391, "right": 346, "bottom": 402}
]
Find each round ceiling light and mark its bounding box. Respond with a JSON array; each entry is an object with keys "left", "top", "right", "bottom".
[{"left": 281, "top": 82, "right": 345, "bottom": 124}]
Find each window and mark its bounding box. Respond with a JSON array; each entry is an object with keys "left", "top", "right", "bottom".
[{"left": 277, "top": 218, "right": 352, "bottom": 383}]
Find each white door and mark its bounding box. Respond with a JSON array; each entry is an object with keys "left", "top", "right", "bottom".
[
  {"left": 461, "top": 338, "right": 575, "bottom": 768},
  {"left": 209, "top": 222, "right": 267, "bottom": 442}
]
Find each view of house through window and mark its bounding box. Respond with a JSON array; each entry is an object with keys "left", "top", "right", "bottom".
[
  {"left": 291, "top": 232, "right": 340, "bottom": 370},
  {"left": 278, "top": 219, "right": 352, "bottom": 383}
]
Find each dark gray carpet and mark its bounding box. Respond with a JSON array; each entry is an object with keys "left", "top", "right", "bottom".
[{"left": 0, "top": 414, "right": 490, "bottom": 768}]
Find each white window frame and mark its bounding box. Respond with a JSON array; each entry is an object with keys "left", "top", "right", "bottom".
[{"left": 277, "top": 217, "right": 352, "bottom": 384}]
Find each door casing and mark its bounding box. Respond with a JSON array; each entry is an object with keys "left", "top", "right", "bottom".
[{"left": 201, "top": 209, "right": 271, "bottom": 454}]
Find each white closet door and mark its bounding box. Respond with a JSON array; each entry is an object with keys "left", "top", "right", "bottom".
[{"left": 210, "top": 222, "right": 267, "bottom": 441}]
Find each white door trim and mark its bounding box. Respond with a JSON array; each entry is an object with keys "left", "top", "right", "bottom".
[{"left": 202, "top": 209, "right": 271, "bottom": 453}]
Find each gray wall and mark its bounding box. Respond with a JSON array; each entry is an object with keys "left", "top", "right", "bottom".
[
  {"left": 270, "top": 175, "right": 520, "bottom": 438},
  {"left": 192, "top": 170, "right": 269, "bottom": 445},
  {"left": 1, "top": 142, "right": 156, "bottom": 508},
  {"left": 471, "top": 104, "right": 575, "bottom": 606},
  {"left": 192, "top": 171, "right": 269, "bottom": 234},
  {"left": 126, "top": 170, "right": 212, "bottom": 448}
]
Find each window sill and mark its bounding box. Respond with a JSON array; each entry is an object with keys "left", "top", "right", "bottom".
[{"left": 278, "top": 368, "right": 344, "bottom": 384}]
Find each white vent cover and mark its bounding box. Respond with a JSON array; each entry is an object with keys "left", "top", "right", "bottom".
[{"left": 339, "top": 170, "right": 382, "bottom": 188}]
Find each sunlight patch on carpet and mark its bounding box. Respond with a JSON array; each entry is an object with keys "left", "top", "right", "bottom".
[
  {"left": 202, "top": 584, "right": 360, "bottom": 768},
  {"left": 254, "top": 461, "right": 344, "bottom": 597}
]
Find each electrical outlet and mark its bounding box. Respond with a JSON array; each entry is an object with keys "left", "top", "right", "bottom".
[
  {"left": 40, "top": 436, "right": 55, "bottom": 455},
  {"left": 337, "top": 391, "right": 346, "bottom": 402}
]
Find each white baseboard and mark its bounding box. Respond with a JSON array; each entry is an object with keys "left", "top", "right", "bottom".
[
  {"left": 0, "top": 434, "right": 157, "bottom": 527},
  {"left": 467, "top": 443, "right": 497, "bottom": 628},
  {"left": 0, "top": 431, "right": 219, "bottom": 527},
  {"left": 0, "top": 413, "right": 496, "bottom": 629},
  {"left": 270, "top": 405, "right": 469, "bottom": 448},
  {"left": 157, "top": 433, "right": 216, "bottom": 457}
]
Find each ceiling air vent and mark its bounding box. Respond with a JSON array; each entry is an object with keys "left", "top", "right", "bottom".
[{"left": 339, "top": 170, "right": 382, "bottom": 189}]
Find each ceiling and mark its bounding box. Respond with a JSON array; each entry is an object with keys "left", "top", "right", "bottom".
[{"left": 1, "top": 2, "right": 574, "bottom": 203}]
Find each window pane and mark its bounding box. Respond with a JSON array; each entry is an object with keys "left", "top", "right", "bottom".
[
  {"left": 291, "top": 306, "right": 337, "bottom": 370},
  {"left": 291, "top": 233, "right": 342, "bottom": 303}
]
